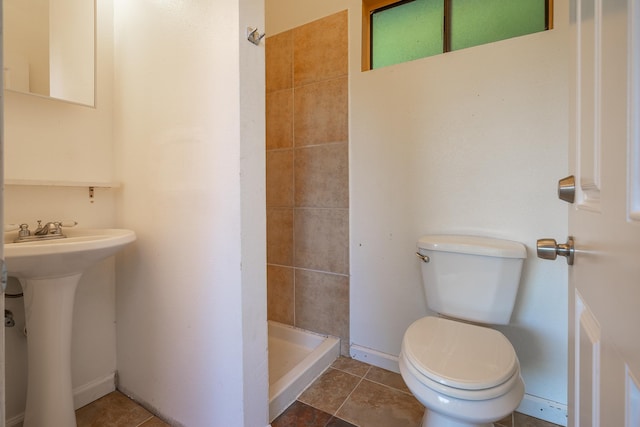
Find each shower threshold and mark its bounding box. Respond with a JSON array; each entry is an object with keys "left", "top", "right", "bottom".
[{"left": 268, "top": 321, "right": 340, "bottom": 422}]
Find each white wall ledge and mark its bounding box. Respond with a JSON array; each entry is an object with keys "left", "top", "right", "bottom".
[{"left": 5, "top": 179, "right": 120, "bottom": 188}]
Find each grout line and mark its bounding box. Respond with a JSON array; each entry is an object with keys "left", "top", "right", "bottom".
[
  {"left": 362, "top": 377, "right": 415, "bottom": 396},
  {"left": 134, "top": 415, "right": 155, "bottom": 427},
  {"left": 294, "top": 140, "right": 349, "bottom": 150},
  {"left": 267, "top": 262, "right": 349, "bottom": 278},
  {"left": 330, "top": 364, "right": 371, "bottom": 379},
  {"left": 333, "top": 360, "right": 411, "bottom": 395},
  {"left": 294, "top": 74, "right": 349, "bottom": 92},
  {"left": 330, "top": 365, "right": 371, "bottom": 420}
]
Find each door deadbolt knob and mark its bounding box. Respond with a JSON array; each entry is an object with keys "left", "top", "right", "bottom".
[
  {"left": 536, "top": 236, "right": 575, "bottom": 265},
  {"left": 558, "top": 175, "right": 576, "bottom": 204}
]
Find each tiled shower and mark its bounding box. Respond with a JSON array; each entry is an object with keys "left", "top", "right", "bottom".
[{"left": 265, "top": 11, "right": 350, "bottom": 355}]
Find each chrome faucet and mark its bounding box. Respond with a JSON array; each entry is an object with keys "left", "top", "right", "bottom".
[
  {"left": 34, "top": 220, "right": 63, "bottom": 236},
  {"left": 12, "top": 220, "right": 77, "bottom": 242}
]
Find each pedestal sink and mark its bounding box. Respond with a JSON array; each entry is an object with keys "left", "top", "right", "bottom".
[{"left": 4, "top": 228, "right": 136, "bottom": 427}]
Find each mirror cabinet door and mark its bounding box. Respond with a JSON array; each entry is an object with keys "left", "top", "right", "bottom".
[{"left": 4, "top": 0, "right": 95, "bottom": 106}]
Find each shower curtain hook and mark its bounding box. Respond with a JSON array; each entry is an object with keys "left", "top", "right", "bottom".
[{"left": 247, "top": 27, "right": 266, "bottom": 46}]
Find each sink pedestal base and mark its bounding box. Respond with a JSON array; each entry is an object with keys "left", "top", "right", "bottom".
[{"left": 21, "top": 273, "right": 83, "bottom": 427}]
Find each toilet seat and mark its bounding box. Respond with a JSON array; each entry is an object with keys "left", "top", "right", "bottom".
[{"left": 402, "top": 316, "right": 519, "bottom": 400}]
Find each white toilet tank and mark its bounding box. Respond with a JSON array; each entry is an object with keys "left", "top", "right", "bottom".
[{"left": 417, "top": 235, "right": 527, "bottom": 325}]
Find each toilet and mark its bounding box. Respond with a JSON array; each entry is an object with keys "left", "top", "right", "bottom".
[{"left": 399, "top": 234, "right": 527, "bottom": 427}]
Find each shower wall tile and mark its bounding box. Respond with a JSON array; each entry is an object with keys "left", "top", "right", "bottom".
[
  {"left": 295, "top": 142, "right": 349, "bottom": 208},
  {"left": 267, "top": 208, "right": 294, "bottom": 266},
  {"left": 294, "top": 208, "right": 349, "bottom": 275},
  {"left": 267, "top": 149, "right": 294, "bottom": 207},
  {"left": 295, "top": 269, "right": 349, "bottom": 353},
  {"left": 267, "top": 265, "right": 295, "bottom": 325},
  {"left": 266, "top": 11, "right": 349, "bottom": 355},
  {"left": 293, "top": 10, "right": 348, "bottom": 87},
  {"left": 294, "top": 77, "right": 348, "bottom": 147},
  {"left": 266, "top": 30, "right": 293, "bottom": 93},
  {"left": 266, "top": 89, "right": 294, "bottom": 150}
]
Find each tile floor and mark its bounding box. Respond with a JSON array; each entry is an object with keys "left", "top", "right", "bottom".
[
  {"left": 272, "top": 357, "right": 563, "bottom": 427},
  {"left": 75, "top": 391, "right": 169, "bottom": 427},
  {"left": 76, "top": 357, "right": 563, "bottom": 427}
]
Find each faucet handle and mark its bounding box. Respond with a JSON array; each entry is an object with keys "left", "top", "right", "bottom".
[
  {"left": 4, "top": 224, "right": 20, "bottom": 232},
  {"left": 18, "top": 224, "right": 31, "bottom": 238}
]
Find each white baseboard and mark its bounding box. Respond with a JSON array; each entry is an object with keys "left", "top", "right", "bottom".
[
  {"left": 517, "top": 393, "right": 568, "bottom": 426},
  {"left": 6, "top": 373, "right": 115, "bottom": 427},
  {"left": 350, "top": 344, "right": 401, "bottom": 373},
  {"left": 73, "top": 372, "right": 117, "bottom": 409},
  {"left": 6, "top": 413, "right": 23, "bottom": 427},
  {"left": 349, "top": 343, "right": 568, "bottom": 426}
]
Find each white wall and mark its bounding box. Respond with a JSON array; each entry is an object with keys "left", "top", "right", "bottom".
[
  {"left": 267, "top": 1, "right": 569, "bottom": 424},
  {"left": 113, "top": 0, "right": 267, "bottom": 425}
]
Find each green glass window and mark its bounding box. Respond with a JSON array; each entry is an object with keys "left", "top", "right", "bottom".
[
  {"left": 450, "top": 0, "right": 547, "bottom": 51},
  {"left": 364, "top": 0, "right": 551, "bottom": 70},
  {"left": 371, "top": 0, "right": 444, "bottom": 69}
]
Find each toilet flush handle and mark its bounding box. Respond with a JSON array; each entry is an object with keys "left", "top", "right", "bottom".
[{"left": 415, "top": 252, "right": 430, "bottom": 263}]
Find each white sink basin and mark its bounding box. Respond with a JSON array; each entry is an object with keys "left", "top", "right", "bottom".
[
  {"left": 4, "top": 228, "right": 136, "bottom": 279},
  {"left": 4, "top": 227, "right": 135, "bottom": 427}
]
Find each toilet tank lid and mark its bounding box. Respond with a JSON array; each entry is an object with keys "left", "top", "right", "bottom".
[{"left": 417, "top": 235, "right": 527, "bottom": 259}]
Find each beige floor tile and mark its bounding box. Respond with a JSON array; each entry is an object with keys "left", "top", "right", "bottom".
[
  {"left": 336, "top": 379, "right": 424, "bottom": 427},
  {"left": 74, "top": 370, "right": 560, "bottom": 427},
  {"left": 496, "top": 412, "right": 514, "bottom": 427},
  {"left": 272, "top": 400, "right": 333, "bottom": 427},
  {"left": 298, "top": 368, "right": 361, "bottom": 415},
  {"left": 331, "top": 356, "right": 371, "bottom": 377},
  {"left": 76, "top": 391, "right": 153, "bottom": 427},
  {"left": 365, "top": 365, "right": 411, "bottom": 394}
]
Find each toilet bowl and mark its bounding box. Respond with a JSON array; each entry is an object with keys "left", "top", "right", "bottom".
[
  {"left": 400, "top": 317, "right": 524, "bottom": 427},
  {"left": 400, "top": 235, "right": 527, "bottom": 427}
]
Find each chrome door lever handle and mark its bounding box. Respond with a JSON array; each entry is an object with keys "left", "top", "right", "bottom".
[{"left": 537, "top": 236, "right": 575, "bottom": 265}]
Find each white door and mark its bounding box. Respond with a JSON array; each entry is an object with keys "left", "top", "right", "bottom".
[{"left": 556, "top": 0, "right": 640, "bottom": 426}]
